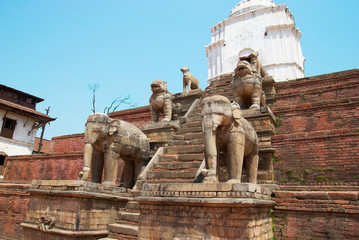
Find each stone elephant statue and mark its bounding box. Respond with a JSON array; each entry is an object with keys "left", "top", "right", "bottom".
[
  {"left": 201, "top": 95, "right": 259, "bottom": 184},
  {"left": 79, "top": 113, "right": 150, "bottom": 188}
]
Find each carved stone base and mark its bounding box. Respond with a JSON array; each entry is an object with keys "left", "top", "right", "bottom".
[
  {"left": 21, "top": 180, "right": 132, "bottom": 240},
  {"left": 142, "top": 121, "right": 180, "bottom": 156},
  {"left": 136, "top": 183, "right": 275, "bottom": 239},
  {"left": 241, "top": 106, "right": 277, "bottom": 184}
]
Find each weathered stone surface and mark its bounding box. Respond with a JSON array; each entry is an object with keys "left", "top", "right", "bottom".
[
  {"left": 201, "top": 95, "right": 259, "bottom": 184},
  {"left": 147, "top": 170, "right": 198, "bottom": 179},
  {"left": 137, "top": 196, "right": 274, "bottom": 239},
  {"left": 164, "top": 145, "right": 204, "bottom": 154},
  {"left": 149, "top": 79, "right": 173, "bottom": 122},
  {"left": 79, "top": 113, "right": 150, "bottom": 189},
  {"left": 232, "top": 52, "right": 267, "bottom": 110},
  {"left": 22, "top": 185, "right": 131, "bottom": 240},
  {"left": 22, "top": 225, "right": 108, "bottom": 240},
  {"left": 154, "top": 162, "right": 201, "bottom": 170},
  {"left": 118, "top": 212, "right": 140, "bottom": 223},
  {"left": 178, "top": 153, "right": 204, "bottom": 161},
  {"left": 142, "top": 121, "right": 180, "bottom": 144},
  {"left": 108, "top": 223, "right": 138, "bottom": 236},
  {"left": 181, "top": 66, "right": 200, "bottom": 92}
]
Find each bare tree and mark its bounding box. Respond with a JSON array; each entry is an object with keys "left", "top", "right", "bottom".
[
  {"left": 89, "top": 83, "right": 99, "bottom": 113},
  {"left": 89, "top": 84, "right": 136, "bottom": 114},
  {"left": 104, "top": 94, "right": 134, "bottom": 114}
]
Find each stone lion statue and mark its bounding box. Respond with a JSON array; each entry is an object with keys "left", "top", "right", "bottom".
[
  {"left": 181, "top": 66, "right": 199, "bottom": 92},
  {"left": 149, "top": 79, "right": 173, "bottom": 122},
  {"left": 232, "top": 51, "right": 267, "bottom": 109}
]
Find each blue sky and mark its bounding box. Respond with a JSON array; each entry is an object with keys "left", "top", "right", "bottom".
[{"left": 1, "top": 0, "right": 358, "bottom": 139}]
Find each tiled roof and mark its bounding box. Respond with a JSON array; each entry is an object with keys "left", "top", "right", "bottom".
[{"left": 0, "top": 99, "right": 55, "bottom": 122}]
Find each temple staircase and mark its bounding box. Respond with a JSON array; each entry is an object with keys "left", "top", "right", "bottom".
[
  {"left": 146, "top": 107, "right": 204, "bottom": 183},
  {"left": 100, "top": 200, "right": 140, "bottom": 239}
]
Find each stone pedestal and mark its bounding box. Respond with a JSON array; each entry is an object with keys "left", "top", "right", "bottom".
[
  {"left": 142, "top": 121, "right": 180, "bottom": 156},
  {"left": 242, "top": 106, "right": 277, "bottom": 184},
  {"left": 136, "top": 183, "right": 275, "bottom": 239},
  {"left": 172, "top": 89, "right": 204, "bottom": 118},
  {"left": 142, "top": 89, "right": 204, "bottom": 156},
  {"left": 21, "top": 180, "right": 132, "bottom": 240}
]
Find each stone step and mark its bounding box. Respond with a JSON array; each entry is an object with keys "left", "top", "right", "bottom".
[
  {"left": 178, "top": 153, "right": 204, "bottom": 161},
  {"left": 118, "top": 212, "right": 140, "bottom": 223},
  {"left": 108, "top": 223, "right": 138, "bottom": 237},
  {"left": 182, "top": 121, "right": 202, "bottom": 128},
  {"left": 98, "top": 238, "right": 119, "bottom": 240},
  {"left": 168, "top": 140, "right": 188, "bottom": 146},
  {"left": 187, "top": 138, "right": 204, "bottom": 145},
  {"left": 168, "top": 138, "right": 204, "bottom": 147},
  {"left": 125, "top": 201, "right": 139, "bottom": 211},
  {"left": 147, "top": 170, "right": 197, "bottom": 179},
  {"left": 164, "top": 145, "right": 204, "bottom": 154},
  {"left": 173, "top": 135, "right": 185, "bottom": 140},
  {"left": 159, "top": 155, "right": 178, "bottom": 162},
  {"left": 177, "top": 126, "right": 203, "bottom": 134},
  {"left": 146, "top": 179, "right": 193, "bottom": 184},
  {"left": 182, "top": 132, "right": 204, "bottom": 140},
  {"left": 154, "top": 162, "right": 201, "bottom": 170},
  {"left": 185, "top": 115, "right": 201, "bottom": 122}
]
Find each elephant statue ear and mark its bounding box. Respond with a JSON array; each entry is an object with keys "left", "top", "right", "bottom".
[{"left": 108, "top": 120, "right": 120, "bottom": 135}]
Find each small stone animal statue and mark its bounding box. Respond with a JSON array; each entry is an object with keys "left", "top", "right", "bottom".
[
  {"left": 201, "top": 95, "right": 259, "bottom": 184},
  {"left": 79, "top": 113, "right": 150, "bottom": 189},
  {"left": 181, "top": 66, "right": 199, "bottom": 92},
  {"left": 38, "top": 215, "right": 55, "bottom": 232},
  {"left": 232, "top": 51, "right": 267, "bottom": 109},
  {"left": 149, "top": 79, "right": 173, "bottom": 122}
]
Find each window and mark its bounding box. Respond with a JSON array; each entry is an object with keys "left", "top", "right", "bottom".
[
  {"left": 0, "top": 155, "right": 5, "bottom": 166},
  {"left": 0, "top": 154, "right": 7, "bottom": 175},
  {"left": 0, "top": 118, "right": 16, "bottom": 139}
]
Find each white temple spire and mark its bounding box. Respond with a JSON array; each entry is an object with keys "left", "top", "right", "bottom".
[{"left": 205, "top": 0, "right": 305, "bottom": 83}]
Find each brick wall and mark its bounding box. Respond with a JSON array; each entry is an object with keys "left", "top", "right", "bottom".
[
  {"left": 139, "top": 202, "right": 273, "bottom": 239},
  {"left": 272, "top": 188, "right": 359, "bottom": 239},
  {"left": 109, "top": 106, "right": 152, "bottom": 128},
  {"left": 0, "top": 184, "right": 30, "bottom": 240},
  {"left": 3, "top": 152, "right": 125, "bottom": 185},
  {"left": 51, "top": 133, "right": 85, "bottom": 153},
  {"left": 272, "top": 69, "right": 359, "bottom": 185},
  {"left": 3, "top": 153, "right": 84, "bottom": 183}
]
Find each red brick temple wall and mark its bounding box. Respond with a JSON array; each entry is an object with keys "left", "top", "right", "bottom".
[
  {"left": 272, "top": 69, "right": 359, "bottom": 185},
  {"left": 271, "top": 69, "right": 359, "bottom": 239},
  {"left": 0, "top": 69, "right": 358, "bottom": 239}
]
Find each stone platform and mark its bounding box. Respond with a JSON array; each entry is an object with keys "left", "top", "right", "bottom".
[
  {"left": 21, "top": 180, "right": 133, "bottom": 240},
  {"left": 136, "top": 183, "right": 276, "bottom": 239}
]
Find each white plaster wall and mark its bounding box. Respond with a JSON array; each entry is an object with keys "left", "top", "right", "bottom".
[
  {"left": 0, "top": 109, "right": 38, "bottom": 156},
  {"left": 206, "top": 3, "right": 305, "bottom": 83}
]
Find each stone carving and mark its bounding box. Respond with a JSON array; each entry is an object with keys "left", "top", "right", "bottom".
[
  {"left": 232, "top": 51, "right": 267, "bottom": 109},
  {"left": 201, "top": 95, "right": 259, "bottom": 184},
  {"left": 79, "top": 113, "right": 150, "bottom": 188},
  {"left": 38, "top": 215, "right": 55, "bottom": 232},
  {"left": 149, "top": 80, "right": 173, "bottom": 122},
  {"left": 181, "top": 66, "right": 199, "bottom": 92}
]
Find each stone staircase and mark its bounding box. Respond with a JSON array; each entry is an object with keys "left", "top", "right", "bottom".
[
  {"left": 100, "top": 200, "right": 140, "bottom": 240},
  {"left": 146, "top": 108, "right": 204, "bottom": 183},
  {"left": 101, "top": 106, "right": 205, "bottom": 239}
]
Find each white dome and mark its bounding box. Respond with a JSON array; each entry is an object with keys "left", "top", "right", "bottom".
[{"left": 229, "top": 0, "right": 276, "bottom": 17}]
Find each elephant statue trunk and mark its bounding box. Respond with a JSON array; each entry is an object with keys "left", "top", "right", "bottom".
[{"left": 201, "top": 95, "right": 259, "bottom": 184}]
